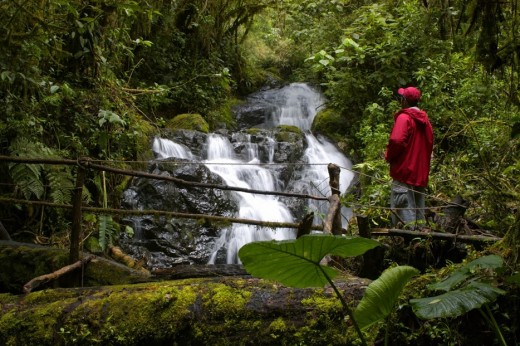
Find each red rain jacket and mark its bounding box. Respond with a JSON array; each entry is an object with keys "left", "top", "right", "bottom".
[{"left": 385, "top": 107, "right": 433, "bottom": 187}]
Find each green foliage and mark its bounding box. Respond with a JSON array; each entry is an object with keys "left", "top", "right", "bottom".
[
  {"left": 98, "top": 214, "right": 118, "bottom": 251},
  {"left": 165, "top": 113, "right": 210, "bottom": 133},
  {"left": 411, "top": 281, "right": 505, "bottom": 320},
  {"left": 410, "top": 255, "right": 505, "bottom": 319},
  {"left": 239, "top": 235, "right": 420, "bottom": 345},
  {"left": 410, "top": 255, "right": 507, "bottom": 345},
  {"left": 283, "top": 0, "right": 520, "bottom": 236},
  {"left": 8, "top": 138, "right": 74, "bottom": 204},
  {"left": 238, "top": 235, "right": 380, "bottom": 288},
  {"left": 353, "top": 265, "right": 419, "bottom": 330}
]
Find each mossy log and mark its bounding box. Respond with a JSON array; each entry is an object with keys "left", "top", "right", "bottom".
[
  {"left": 1, "top": 275, "right": 372, "bottom": 345},
  {"left": 0, "top": 242, "right": 374, "bottom": 345}
]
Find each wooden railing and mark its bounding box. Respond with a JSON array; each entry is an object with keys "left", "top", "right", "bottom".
[{"left": 0, "top": 156, "right": 345, "bottom": 265}]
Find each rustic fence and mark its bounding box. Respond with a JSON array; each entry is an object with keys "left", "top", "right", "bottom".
[
  {"left": 0, "top": 156, "right": 349, "bottom": 265},
  {"left": 0, "top": 155, "right": 502, "bottom": 269}
]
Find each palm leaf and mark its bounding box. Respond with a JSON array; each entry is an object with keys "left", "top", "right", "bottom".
[
  {"left": 354, "top": 266, "right": 419, "bottom": 330},
  {"left": 411, "top": 281, "right": 505, "bottom": 319},
  {"left": 238, "top": 234, "right": 380, "bottom": 288}
]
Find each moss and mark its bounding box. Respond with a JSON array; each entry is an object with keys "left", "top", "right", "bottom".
[
  {"left": 277, "top": 124, "right": 301, "bottom": 134},
  {"left": 206, "top": 97, "right": 242, "bottom": 130},
  {"left": 245, "top": 127, "right": 263, "bottom": 135},
  {"left": 0, "top": 278, "right": 362, "bottom": 345},
  {"left": 301, "top": 290, "right": 342, "bottom": 312},
  {"left": 311, "top": 108, "right": 347, "bottom": 142},
  {"left": 0, "top": 244, "right": 70, "bottom": 293},
  {"left": 268, "top": 317, "right": 287, "bottom": 339},
  {"left": 203, "top": 283, "right": 252, "bottom": 317},
  {"left": 275, "top": 125, "right": 303, "bottom": 142},
  {"left": 165, "top": 113, "right": 210, "bottom": 133},
  {"left": 0, "top": 243, "right": 150, "bottom": 294}
]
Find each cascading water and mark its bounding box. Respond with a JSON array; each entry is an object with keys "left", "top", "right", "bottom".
[
  {"left": 148, "top": 83, "right": 354, "bottom": 265},
  {"left": 204, "top": 134, "right": 294, "bottom": 264}
]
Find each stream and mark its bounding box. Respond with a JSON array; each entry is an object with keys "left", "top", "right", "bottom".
[{"left": 120, "top": 83, "right": 354, "bottom": 268}]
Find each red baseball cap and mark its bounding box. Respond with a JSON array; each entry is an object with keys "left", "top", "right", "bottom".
[{"left": 398, "top": 87, "right": 421, "bottom": 101}]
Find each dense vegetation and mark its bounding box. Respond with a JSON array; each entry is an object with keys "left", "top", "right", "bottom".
[{"left": 1, "top": 0, "right": 519, "bottom": 344}]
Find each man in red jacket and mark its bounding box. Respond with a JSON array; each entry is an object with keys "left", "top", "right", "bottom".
[{"left": 385, "top": 86, "right": 433, "bottom": 227}]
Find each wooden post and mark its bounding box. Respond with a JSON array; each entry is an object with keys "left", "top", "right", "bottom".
[
  {"left": 69, "top": 163, "right": 86, "bottom": 264},
  {"left": 297, "top": 212, "right": 314, "bottom": 238},
  {"left": 323, "top": 164, "right": 342, "bottom": 235},
  {"left": 0, "top": 221, "right": 11, "bottom": 241},
  {"left": 357, "top": 215, "right": 383, "bottom": 279}
]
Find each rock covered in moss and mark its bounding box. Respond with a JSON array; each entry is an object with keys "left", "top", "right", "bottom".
[
  {"left": 166, "top": 113, "right": 210, "bottom": 133},
  {"left": 311, "top": 108, "right": 347, "bottom": 142}
]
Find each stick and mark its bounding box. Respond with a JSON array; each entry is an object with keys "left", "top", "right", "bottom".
[
  {"left": 323, "top": 194, "right": 340, "bottom": 234},
  {"left": 370, "top": 228, "right": 501, "bottom": 244},
  {"left": 23, "top": 255, "right": 94, "bottom": 293}
]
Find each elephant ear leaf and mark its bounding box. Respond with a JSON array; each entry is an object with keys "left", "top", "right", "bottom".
[
  {"left": 410, "top": 281, "right": 505, "bottom": 319},
  {"left": 238, "top": 234, "right": 380, "bottom": 288},
  {"left": 428, "top": 255, "right": 503, "bottom": 292},
  {"left": 353, "top": 266, "right": 419, "bottom": 330}
]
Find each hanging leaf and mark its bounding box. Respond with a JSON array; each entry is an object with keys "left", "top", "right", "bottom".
[
  {"left": 428, "top": 255, "right": 503, "bottom": 292},
  {"left": 238, "top": 234, "right": 380, "bottom": 288},
  {"left": 410, "top": 281, "right": 505, "bottom": 319},
  {"left": 354, "top": 266, "right": 419, "bottom": 330}
]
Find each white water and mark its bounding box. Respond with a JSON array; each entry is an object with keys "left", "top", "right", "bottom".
[
  {"left": 204, "top": 134, "right": 294, "bottom": 264},
  {"left": 152, "top": 83, "right": 354, "bottom": 264},
  {"left": 152, "top": 137, "right": 193, "bottom": 160}
]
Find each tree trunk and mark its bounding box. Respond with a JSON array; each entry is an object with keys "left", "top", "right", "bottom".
[{"left": 0, "top": 273, "right": 371, "bottom": 346}]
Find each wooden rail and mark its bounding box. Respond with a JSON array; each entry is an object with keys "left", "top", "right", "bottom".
[
  {"left": 0, "top": 155, "right": 501, "bottom": 272},
  {"left": 0, "top": 156, "right": 343, "bottom": 265}
]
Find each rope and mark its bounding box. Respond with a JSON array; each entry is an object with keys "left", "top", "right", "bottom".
[
  {"left": 0, "top": 155, "right": 468, "bottom": 211},
  {"left": 0, "top": 197, "right": 324, "bottom": 231}
]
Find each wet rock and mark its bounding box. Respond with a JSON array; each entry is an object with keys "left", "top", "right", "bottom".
[{"left": 120, "top": 158, "right": 238, "bottom": 268}]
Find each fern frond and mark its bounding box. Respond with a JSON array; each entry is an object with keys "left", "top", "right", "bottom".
[
  {"left": 9, "top": 162, "right": 45, "bottom": 199},
  {"left": 98, "top": 214, "right": 118, "bottom": 251},
  {"left": 46, "top": 166, "right": 74, "bottom": 204}
]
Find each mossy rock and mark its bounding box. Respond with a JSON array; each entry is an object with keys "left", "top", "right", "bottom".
[
  {"left": 311, "top": 108, "right": 347, "bottom": 142},
  {"left": 165, "top": 113, "right": 210, "bottom": 133},
  {"left": 275, "top": 125, "right": 302, "bottom": 143},
  {"left": 206, "top": 97, "right": 242, "bottom": 130},
  {"left": 245, "top": 127, "right": 263, "bottom": 135}
]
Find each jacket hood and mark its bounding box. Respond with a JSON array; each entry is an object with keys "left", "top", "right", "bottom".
[{"left": 395, "top": 107, "right": 429, "bottom": 126}]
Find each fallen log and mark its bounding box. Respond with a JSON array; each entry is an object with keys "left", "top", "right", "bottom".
[
  {"left": 151, "top": 264, "right": 248, "bottom": 279},
  {"left": 23, "top": 255, "right": 95, "bottom": 293},
  {"left": 0, "top": 241, "right": 151, "bottom": 294},
  {"left": 0, "top": 275, "right": 371, "bottom": 346},
  {"left": 370, "top": 228, "right": 501, "bottom": 244}
]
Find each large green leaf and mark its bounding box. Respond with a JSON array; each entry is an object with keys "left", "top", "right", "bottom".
[
  {"left": 353, "top": 266, "right": 419, "bottom": 330},
  {"left": 410, "top": 281, "right": 506, "bottom": 319},
  {"left": 428, "top": 255, "right": 503, "bottom": 292},
  {"left": 238, "top": 235, "right": 380, "bottom": 288}
]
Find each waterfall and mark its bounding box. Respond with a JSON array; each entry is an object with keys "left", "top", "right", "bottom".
[
  {"left": 152, "top": 137, "right": 193, "bottom": 160},
  {"left": 204, "top": 134, "right": 294, "bottom": 264},
  {"left": 150, "top": 83, "right": 354, "bottom": 264}
]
